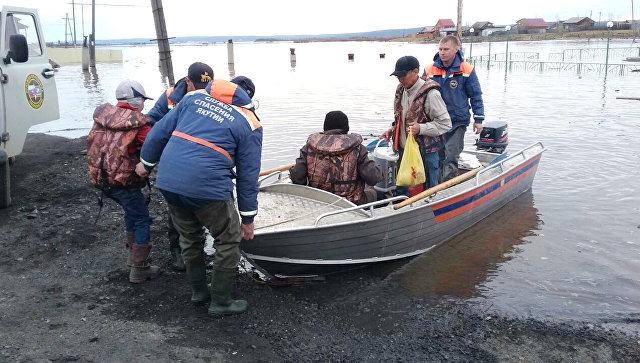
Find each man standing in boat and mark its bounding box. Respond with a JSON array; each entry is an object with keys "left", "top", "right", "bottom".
[
  {"left": 290, "top": 110, "right": 382, "bottom": 205},
  {"left": 423, "top": 35, "right": 485, "bottom": 181},
  {"left": 381, "top": 55, "right": 451, "bottom": 189},
  {"left": 136, "top": 77, "right": 262, "bottom": 317}
]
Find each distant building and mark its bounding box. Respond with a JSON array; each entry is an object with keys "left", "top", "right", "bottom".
[
  {"left": 516, "top": 18, "right": 548, "bottom": 34},
  {"left": 563, "top": 17, "right": 595, "bottom": 31},
  {"left": 433, "top": 19, "right": 456, "bottom": 36},
  {"left": 469, "top": 21, "right": 494, "bottom": 35}
]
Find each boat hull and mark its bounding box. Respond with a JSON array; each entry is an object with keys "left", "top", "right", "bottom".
[{"left": 242, "top": 143, "right": 544, "bottom": 276}]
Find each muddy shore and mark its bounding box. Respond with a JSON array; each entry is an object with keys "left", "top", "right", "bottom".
[{"left": 1, "top": 133, "right": 639, "bottom": 362}]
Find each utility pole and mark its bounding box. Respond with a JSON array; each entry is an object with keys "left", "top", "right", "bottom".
[
  {"left": 457, "top": 0, "right": 463, "bottom": 40},
  {"left": 90, "top": 0, "right": 96, "bottom": 68},
  {"left": 150, "top": 0, "right": 175, "bottom": 86},
  {"left": 71, "top": 0, "right": 77, "bottom": 46}
]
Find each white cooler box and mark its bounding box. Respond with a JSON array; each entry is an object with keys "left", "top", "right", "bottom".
[{"left": 371, "top": 141, "right": 399, "bottom": 193}]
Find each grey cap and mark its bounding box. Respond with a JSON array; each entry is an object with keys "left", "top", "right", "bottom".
[{"left": 115, "top": 79, "right": 153, "bottom": 102}]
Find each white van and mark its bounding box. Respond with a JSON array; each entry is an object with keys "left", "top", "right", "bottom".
[{"left": 0, "top": 5, "right": 59, "bottom": 208}]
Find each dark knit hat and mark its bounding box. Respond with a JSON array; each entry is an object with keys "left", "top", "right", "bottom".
[
  {"left": 187, "top": 62, "right": 214, "bottom": 89},
  {"left": 231, "top": 76, "right": 256, "bottom": 99},
  {"left": 323, "top": 111, "right": 349, "bottom": 132}
]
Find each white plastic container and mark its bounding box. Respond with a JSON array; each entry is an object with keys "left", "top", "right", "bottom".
[{"left": 372, "top": 140, "right": 399, "bottom": 193}]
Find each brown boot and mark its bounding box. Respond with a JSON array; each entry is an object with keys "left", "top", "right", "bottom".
[
  {"left": 126, "top": 231, "right": 134, "bottom": 267},
  {"left": 129, "top": 243, "right": 161, "bottom": 284}
]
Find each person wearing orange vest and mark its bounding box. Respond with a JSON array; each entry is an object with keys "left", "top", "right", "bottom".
[
  {"left": 137, "top": 77, "right": 261, "bottom": 316},
  {"left": 423, "top": 35, "right": 485, "bottom": 182},
  {"left": 290, "top": 111, "right": 382, "bottom": 205},
  {"left": 381, "top": 56, "right": 451, "bottom": 190},
  {"left": 146, "top": 62, "right": 214, "bottom": 272}
]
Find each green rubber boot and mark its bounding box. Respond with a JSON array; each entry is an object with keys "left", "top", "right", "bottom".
[
  {"left": 170, "top": 247, "right": 186, "bottom": 271},
  {"left": 208, "top": 270, "right": 248, "bottom": 316},
  {"left": 185, "top": 257, "right": 210, "bottom": 305}
]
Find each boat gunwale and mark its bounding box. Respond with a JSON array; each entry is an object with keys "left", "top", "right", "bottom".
[{"left": 254, "top": 142, "right": 545, "bottom": 236}]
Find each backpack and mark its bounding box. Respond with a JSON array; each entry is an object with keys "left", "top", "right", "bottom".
[{"left": 87, "top": 103, "right": 149, "bottom": 189}]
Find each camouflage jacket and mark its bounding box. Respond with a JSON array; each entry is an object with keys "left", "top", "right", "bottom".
[
  {"left": 393, "top": 78, "right": 446, "bottom": 153},
  {"left": 290, "top": 130, "right": 381, "bottom": 205},
  {"left": 87, "top": 103, "right": 150, "bottom": 188}
]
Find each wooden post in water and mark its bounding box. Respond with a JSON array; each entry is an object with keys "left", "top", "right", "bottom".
[
  {"left": 290, "top": 48, "right": 296, "bottom": 67},
  {"left": 227, "top": 39, "right": 235, "bottom": 67},
  {"left": 150, "top": 0, "right": 175, "bottom": 86}
]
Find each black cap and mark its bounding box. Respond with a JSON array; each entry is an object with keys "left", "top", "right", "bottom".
[
  {"left": 188, "top": 62, "right": 214, "bottom": 89},
  {"left": 390, "top": 56, "right": 420, "bottom": 77},
  {"left": 323, "top": 111, "right": 349, "bottom": 132},
  {"left": 231, "top": 76, "right": 256, "bottom": 99}
]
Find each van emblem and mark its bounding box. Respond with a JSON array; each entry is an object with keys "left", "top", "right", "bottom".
[{"left": 25, "top": 74, "right": 45, "bottom": 109}]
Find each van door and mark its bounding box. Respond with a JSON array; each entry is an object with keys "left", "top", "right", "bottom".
[{"left": 0, "top": 6, "right": 59, "bottom": 158}]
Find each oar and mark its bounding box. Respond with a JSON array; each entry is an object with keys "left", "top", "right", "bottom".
[
  {"left": 259, "top": 163, "right": 294, "bottom": 176},
  {"left": 393, "top": 167, "right": 482, "bottom": 209}
]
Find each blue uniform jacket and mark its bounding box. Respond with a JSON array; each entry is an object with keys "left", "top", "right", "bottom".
[
  {"left": 423, "top": 50, "right": 484, "bottom": 130},
  {"left": 146, "top": 77, "right": 190, "bottom": 125},
  {"left": 140, "top": 80, "right": 263, "bottom": 223}
]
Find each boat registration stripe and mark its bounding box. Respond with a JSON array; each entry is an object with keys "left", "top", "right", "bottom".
[{"left": 432, "top": 156, "right": 540, "bottom": 223}]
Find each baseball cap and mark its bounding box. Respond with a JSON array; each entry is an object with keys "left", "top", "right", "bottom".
[
  {"left": 390, "top": 56, "right": 420, "bottom": 77},
  {"left": 188, "top": 62, "right": 214, "bottom": 89},
  {"left": 115, "top": 79, "right": 153, "bottom": 101},
  {"left": 230, "top": 76, "right": 255, "bottom": 99}
]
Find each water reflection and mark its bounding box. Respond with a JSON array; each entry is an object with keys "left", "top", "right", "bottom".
[
  {"left": 82, "top": 67, "right": 100, "bottom": 91},
  {"left": 391, "top": 191, "right": 540, "bottom": 299}
]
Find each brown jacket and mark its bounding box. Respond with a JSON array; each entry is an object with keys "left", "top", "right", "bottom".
[{"left": 290, "top": 130, "right": 382, "bottom": 204}]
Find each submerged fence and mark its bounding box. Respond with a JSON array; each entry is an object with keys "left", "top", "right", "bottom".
[{"left": 468, "top": 51, "right": 640, "bottom": 75}]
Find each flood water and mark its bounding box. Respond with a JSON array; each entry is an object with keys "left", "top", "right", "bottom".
[{"left": 32, "top": 39, "right": 640, "bottom": 328}]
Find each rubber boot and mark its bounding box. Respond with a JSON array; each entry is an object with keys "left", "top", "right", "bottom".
[
  {"left": 185, "top": 257, "right": 210, "bottom": 305},
  {"left": 129, "top": 243, "right": 161, "bottom": 284},
  {"left": 126, "top": 231, "right": 134, "bottom": 267},
  {"left": 208, "top": 270, "right": 247, "bottom": 316},
  {"left": 170, "top": 247, "right": 186, "bottom": 272}
]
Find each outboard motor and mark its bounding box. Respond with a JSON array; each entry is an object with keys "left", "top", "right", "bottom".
[{"left": 476, "top": 121, "right": 508, "bottom": 154}]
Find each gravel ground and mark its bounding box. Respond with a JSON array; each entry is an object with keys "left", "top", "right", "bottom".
[{"left": 1, "top": 133, "right": 639, "bottom": 362}]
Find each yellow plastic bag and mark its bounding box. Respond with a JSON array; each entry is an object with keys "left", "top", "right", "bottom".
[{"left": 396, "top": 133, "right": 426, "bottom": 187}]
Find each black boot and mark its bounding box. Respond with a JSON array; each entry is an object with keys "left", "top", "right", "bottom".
[
  {"left": 208, "top": 270, "right": 247, "bottom": 316},
  {"left": 185, "top": 256, "right": 210, "bottom": 305}
]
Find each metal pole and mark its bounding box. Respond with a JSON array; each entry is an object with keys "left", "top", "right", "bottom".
[
  {"left": 90, "top": 0, "right": 95, "bottom": 68},
  {"left": 605, "top": 30, "right": 611, "bottom": 73},
  {"left": 150, "top": 0, "right": 175, "bottom": 86}
]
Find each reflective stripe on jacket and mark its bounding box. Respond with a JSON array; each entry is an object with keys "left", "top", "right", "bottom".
[{"left": 423, "top": 50, "right": 484, "bottom": 129}]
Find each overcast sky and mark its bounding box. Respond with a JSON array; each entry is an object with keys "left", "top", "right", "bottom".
[{"left": 20, "top": 0, "right": 636, "bottom": 42}]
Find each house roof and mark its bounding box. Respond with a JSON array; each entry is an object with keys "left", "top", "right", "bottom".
[
  {"left": 564, "top": 17, "right": 594, "bottom": 24},
  {"left": 435, "top": 19, "right": 455, "bottom": 28},
  {"left": 517, "top": 18, "right": 548, "bottom": 28},
  {"left": 419, "top": 26, "right": 435, "bottom": 33},
  {"left": 470, "top": 21, "right": 493, "bottom": 29}
]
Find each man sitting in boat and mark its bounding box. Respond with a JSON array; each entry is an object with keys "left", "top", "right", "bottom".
[{"left": 289, "top": 111, "right": 382, "bottom": 205}]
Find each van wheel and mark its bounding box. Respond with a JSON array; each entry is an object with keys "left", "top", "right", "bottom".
[{"left": 0, "top": 159, "right": 11, "bottom": 208}]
